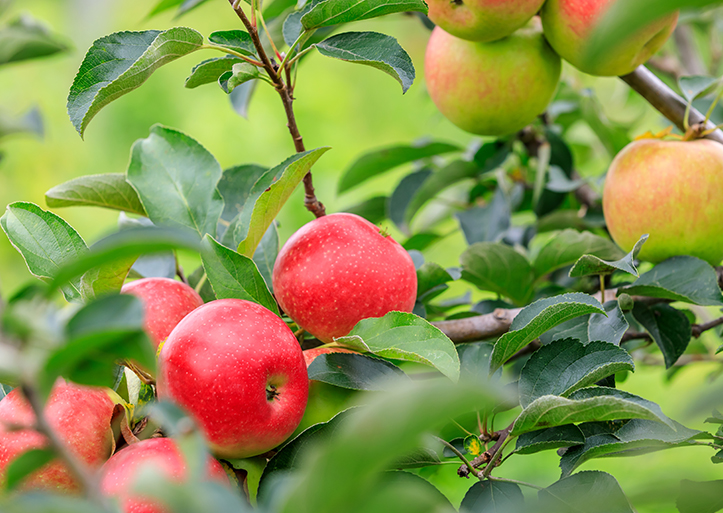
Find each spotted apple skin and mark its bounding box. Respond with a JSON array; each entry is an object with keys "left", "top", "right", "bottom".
[
  {"left": 272, "top": 213, "right": 417, "bottom": 343},
  {"left": 157, "top": 299, "right": 308, "bottom": 459}
]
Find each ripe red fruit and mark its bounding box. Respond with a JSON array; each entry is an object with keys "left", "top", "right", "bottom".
[
  {"left": 121, "top": 277, "right": 204, "bottom": 349},
  {"left": 157, "top": 299, "right": 308, "bottom": 459},
  {"left": 100, "top": 438, "right": 228, "bottom": 513},
  {"left": 272, "top": 213, "right": 417, "bottom": 342},
  {"left": 0, "top": 381, "right": 116, "bottom": 492}
]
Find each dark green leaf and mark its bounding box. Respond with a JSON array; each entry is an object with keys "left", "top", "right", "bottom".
[
  {"left": 460, "top": 480, "right": 524, "bottom": 513},
  {"left": 490, "top": 293, "right": 605, "bottom": 372},
  {"left": 518, "top": 339, "right": 634, "bottom": 408},
  {"left": 4, "top": 448, "right": 55, "bottom": 491},
  {"left": 514, "top": 425, "right": 585, "bottom": 455},
  {"left": 389, "top": 168, "right": 432, "bottom": 234},
  {"left": 460, "top": 242, "right": 535, "bottom": 306},
  {"left": 217, "top": 164, "right": 269, "bottom": 236},
  {"left": 208, "top": 30, "right": 257, "bottom": 56},
  {"left": 679, "top": 76, "right": 721, "bottom": 102},
  {"left": 416, "top": 262, "right": 454, "bottom": 302},
  {"left": 343, "top": 196, "right": 387, "bottom": 224},
  {"left": 253, "top": 224, "right": 279, "bottom": 293},
  {"left": 569, "top": 234, "right": 647, "bottom": 278},
  {"left": 338, "top": 141, "right": 460, "bottom": 193},
  {"left": 538, "top": 471, "right": 633, "bottom": 513},
  {"left": 306, "top": 353, "right": 408, "bottom": 390},
  {"left": 188, "top": 265, "right": 215, "bottom": 303},
  {"left": 185, "top": 56, "right": 245, "bottom": 89},
  {"left": 300, "top": 0, "right": 427, "bottom": 30},
  {"left": 67, "top": 28, "right": 203, "bottom": 136},
  {"left": 316, "top": 31, "right": 415, "bottom": 93},
  {"left": 632, "top": 303, "right": 691, "bottom": 369},
  {"left": 218, "top": 63, "right": 262, "bottom": 93},
  {"left": 539, "top": 301, "right": 629, "bottom": 346},
  {"left": 126, "top": 125, "right": 224, "bottom": 238},
  {"left": 0, "top": 15, "right": 68, "bottom": 66},
  {"left": 455, "top": 188, "right": 511, "bottom": 245},
  {"left": 678, "top": 479, "right": 723, "bottom": 513},
  {"left": 533, "top": 230, "right": 624, "bottom": 279},
  {"left": 200, "top": 234, "right": 278, "bottom": 314},
  {"left": 620, "top": 256, "right": 723, "bottom": 306},
  {"left": 0, "top": 107, "right": 43, "bottom": 140},
  {"left": 45, "top": 174, "right": 146, "bottom": 216}
]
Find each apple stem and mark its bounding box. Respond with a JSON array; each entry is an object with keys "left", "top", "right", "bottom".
[{"left": 599, "top": 275, "right": 605, "bottom": 300}]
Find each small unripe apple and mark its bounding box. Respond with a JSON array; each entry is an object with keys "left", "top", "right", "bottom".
[
  {"left": 541, "top": 0, "right": 678, "bottom": 76},
  {"left": 0, "top": 381, "right": 116, "bottom": 492},
  {"left": 427, "top": 0, "right": 545, "bottom": 42},
  {"left": 603, "top": 138, "right": 723, "bottom": 265},
  {"left": 272, "top": 213, "right": 417, "bottom": 343},
  {"left": 121, "top": 277, "right": 204, "bottom": 349},
  {"left": 425, "top": 22, "right": 561, "bottom": 136},
  {"left": 100, "top": 438, "right": 229, "bottom": 513},
  {"left": 157, "top": 299, "right": 308, "bottom": 459}
]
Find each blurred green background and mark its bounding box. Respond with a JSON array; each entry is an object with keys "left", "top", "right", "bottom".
[{"left": 0, "top": 1, "right": 720, "bottom": 511}]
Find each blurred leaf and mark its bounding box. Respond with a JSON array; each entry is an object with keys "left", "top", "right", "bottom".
[
  {"left": 416, "top": 262, "right": 454, "bottom": 302},
  {"left": 533, "top": 230, "right": 624, "bottom": 279},
  {"left": 460, "top": 242, "right": 535, "bottom": 306},
  {"left": 4, "top": 448, "right": 55, "bottom": 491},
  {"left": 679, "top": 76, "right": 721, "bottom": 102},
  {"left": 223, "top": 456, "right": 266, "bottom": 506},
  {"left": 177, "top": 0, "right": 211, "bottom": 15},
  {"left": 357, "top": 470, "right": 456, "bottom": 513},
  {"left": 538, "top": 471, "right": 633, "bottom": 513},
  {"left": 200, "top": 234, "right": 278, "bottom": 314},
  {"left": 235, "top": 147, "right": 330, "bottom": 256},
  {"left": 455, "top": 188, "right": 511, "bottom": 246},
  {"left": 458, "top": 342, "right": 493, "bottom": 381},
  {"left": 79, "top": 255, "right": 136, "bottom": 300},
  {"left": 0, "top": 107, "right": 43, "bottom": 139},
  {"left": 188, "top": 265, "right": 215, "bottom": 302},
  {"left": 545, "top": 166, "right": 584, "bottom": 193},
  {"left": 459, "top": 480, "right": 524, "bottom": 513},
  {"left": 0, "top": 494, "right": 104, "bottom": 513},
  {"left": 67, "top": 28, "right": 203, "bottom": 136},
  {"left": 185, "top": 56, "right": 245, "bottom": 88},
  {"left": 0, "top": 15, "right": 68, "bottom": 66},
  {"left": 514, "top": 425, "right": 585, "bottom": 455},
  {"left": 569, "top": 234, "right": 647, "bottom": 278},
  {"left": 518, "top": 339, "right": 634, "bottom": 408},
  {"left": 512, "top": 387, "right": 673, "bottom": 436},
  {"left": 0, "top": 384, "right": 13, "bottom": 400},
  {"left": 343, "top": 195, "right": 387, "bottom": 224},
  {"left": 579, "top": 92, "right": 630, "bottom": 157},
  {"left": 218, "top": 63, "right": 262, "bottom": 93},
  {"left": 540, "top": 301, "right": 629, "bottom": 346},
  {"left": 45, "top": 174, "right": 146, "bottom": 216},
  {"left": 208, "top": 30, "right": 257, "bottom": 55},
  {"left": 403, "top": 232, "right": 441, "bottom": 251},
  {"left": 632, "top": 303, "right": 691, "bottom": 369},
  {"left": 389, "top": 168, "right": 433, "bottom": 234},
  {"left": 118, "top": 214, "right": 176, "bottom": 279},
  {"left": 127, "top": 125, "right": 224, "bottom": 239},
  {"left": 253, "top": 224, "right": 279, "bottom": 293},
  {"left": 336, "top": 311, "right": 460, "bottom": 381},
  {"left": 315, "top": 31, "right": 414, "bottom": 93},
  {"left": 405, "top": 160, "right": 478, "bottom": 225},
  {"left": 678, "top": 479, "right": 723, "bottom": 513},
  {"left": 229, "top": 79, "right": 258, "bottom": 118},
  {"left": 339, "top": 141, "right": 460, "bottom": 193},
  {"left": 560, "top": 418, "right": 701, "bottom": 477},
  {"left": 300, "top": 0, "right": 427, "bottom": 30},
  {"left": 490, "top": 293, "right": 605, "bottom": 372},
  {"left": 620, "top": 256, "right": 723, "bottom": 306},
  {"left": 392, "top": 447, "right": 442, "bottom": 468},
  {"left": 1, "top": 202, "right": 87, "bottom": 302},
  {"left": 307, "top": 353, "right": 408, "bottom": 390},
  {"left": 148, "top": 0, "right": 184, "bottom": 17}
]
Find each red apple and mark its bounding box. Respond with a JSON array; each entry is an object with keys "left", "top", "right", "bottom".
[
  {"left": 541, "top": 0, "right": 678, "bottom": 76},
  {"left": 272, "top": 213, "right": 417, "bottom": 343},
  {"left": 121, "top": 277, "right": 204, "bottom": 349},
  {"left": 425, "top": 22, "right": 561, "bottom": 136},
  {"left": 157, "top": 299, "right": 308, "bottom": 459},
  {"left": 0, "top": 380, "right": 116, "bottom": 492},
  {"left": 100, "top": 438, "right": 228, "bottom": 513},
  {"left": 603, "top": 138, "right": 723, "bottom": 265},
  {"left": 302, "top": 347, "right": 357, "bottom": 367},
  {"left": 427, "top": 0, "right": 545, "bottom": 42}
]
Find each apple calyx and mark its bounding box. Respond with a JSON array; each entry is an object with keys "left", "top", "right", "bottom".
[{"left": 266, "top": 384, "right": 281, "bottom": 402}]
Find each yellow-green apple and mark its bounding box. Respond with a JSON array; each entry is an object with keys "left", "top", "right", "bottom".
[
  {"left": 100, "top": 438, "right": 229, "bottom": 513},
  {"left": 428, "top": 0, "right": 545, "bottom": 42},
  {"left": 157, "top": 299, "right": 308, "bottom": 459},
  {"left": 603, "top": 138, "right": 723, "bottom": 265},
  {"left": 272, "top": 213, "right": 417, "bottom": 343},
  {"left": 541, "top": 0, "right": 678, "bottom": 76},
  {"left": 425, "top": 22, "right": 561, "bottom": 136},
  {"left": 121, "top": 277, "right": 204, "bottom": 350},
  {"left": 0, "top": 380, "right": 116, "bottom": 492}
]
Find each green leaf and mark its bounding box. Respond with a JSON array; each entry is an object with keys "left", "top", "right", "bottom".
[
  {"left": 679, "top": 76, "right": 721, "bottom": 102},
  {"left": 252, "top": 224, "right": 279, "bottom": 293},
  {"left": 306, "top": 353, "right": 408, "bottom": 390},
  {"left": 533, "top": 230, "right": 624, "bottom": 279},
  {"left": 148, "top": 0, "right": 184, "bottom": 17},
  {"left": 217, "top": 164, "right": 269, "bottom": 242},
  {"left": 208, "top": 30, "right": 257, "bottom": 56},
  {"left": 300, "top": 0, "right": 427, "bottom": 30},
  {"left": 459, "top": 480, "right": 524, "bottom": 513},
  {"left": 620, "top": 256, "right": 723, "bottom": 306},
  {"left": 67, "top": 28, "right": 203, "bottom": 136},
  {"left": 569, "top": 234, "right": 647, "bottom": 278},
  {"left": 416, "top": 262, "right": 455, "bottom": 303},
  {"left": 490, "top": 293, "right": 605, "bottom": 372},
  {"left": 538, "top": 471, "right": 634, "bottom": 513},
  {"left": 0, "top": 384, "right": 13, "bottom": 400},
  {"left": 632, "top": 303, "right": 691, "bottom": 369},
  {"left": 335, "top": 311, "right": 460, "bottom": 382},
  {"left": 458, "top": 342, "right": 494, "bottom": 382},
  {"left": 229, "top": 80, "right": 258, "bottom": 119},
  {"left": 518, "top": 339, "right": 634, "bottom": 408},
  {"left": 4, "top": 448, "right": 55, "bottom": 491},
  {"left": 185, "top": 56, "right": 245, "bottom": 89},
  {"left": 392, "top": 447, "right": 442, "bottom": 469},
  {"left": 343, "top": 195, "right": 387, "bottom": 224},
  {"left": 177, "top": 0, "right": 211, "bottom": 15},
  {"left": 540, "top": 301, "right": 629, "bottom": 347},
  {"left": 545, "top": 166, "right": 585, "bottom": 193},
  {"left": 512, "top": 387, "right": 673, "bottom": 436},
  {"left": 0, "top": 107, "right": 43, "bottom": 140},
  {"left": 514, "top": 425, "right": 585, "bottom": 455},
  {"left": 0, "top": 15, "right": 68, "bottom": 66},
  {"left": 235, "top": 147, "right": 330, "bottom": 256},
  {"left": 222, "top": 456, "right": 266, "bottom": 506},
  {"left": 127, "top": 125, "right": 224, "bottom": 239},
  {"left": 1, "top": 202, "right": 87, "bottom": 302},
  {"left": 200, "top": 235, "right": 278, "bottom": 315},
  {"left": 460, "top": 242, "right": 535, "bottom": 306},
  {"left": 315, "top": 31, "right": 414, "bottom": 93},
  {"left": 45, "top": 174, "right": 146, "bottom": 216},
  {"left": 78, "top": 255, "right": 137, "bottom": 300},
  {"left": 338, "top": 141, "right": 460, "bottom": 193},
  {"left": 188, "top": 265, "right": 215, "bottom": 303},
  {"left": 218, "top": 63, "right": 262, "bottom": 93},
  {"left": 389, "top": 168, "right": 433, "bottom": 234},
  {"left": 455, "top": 188, "right": 511, "bottom": 245},
  {"left": 560, "top": 418, "right": 702, "bottom": 477},
  {"left": 678, "top": 479, "right": 723, "bottom": 513}
]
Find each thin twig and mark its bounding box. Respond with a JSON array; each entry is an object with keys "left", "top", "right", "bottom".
[{"left": 434, "top": 436, "right": 482, "bottom": 480}]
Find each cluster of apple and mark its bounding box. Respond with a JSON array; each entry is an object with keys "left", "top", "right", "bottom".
[
  {"left": 424, "top": 0, "right": 678, "bottom": 137},
  {"left": 0, "top": 213, "right": 417, "bottom": 511}
]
